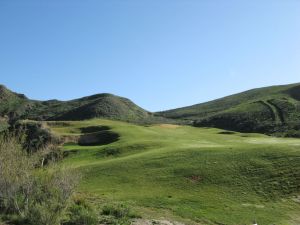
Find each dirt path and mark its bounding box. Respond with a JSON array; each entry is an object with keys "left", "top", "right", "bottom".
[
  {"left": 266, "top": 100, "right": 285, "bottom": 123},
  {"left": 258, "top": 100, "right": 284, "bottom": 124}
]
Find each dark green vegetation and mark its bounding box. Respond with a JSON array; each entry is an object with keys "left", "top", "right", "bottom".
[
  {"left": 0, "top": 85, "right": 161, "bottom": 123},
  {"left": 47, "top": 119, "right": 300, "bottom": 225},
  {"left": 158, "top": 83, "right": 300, "bottom": 136}
]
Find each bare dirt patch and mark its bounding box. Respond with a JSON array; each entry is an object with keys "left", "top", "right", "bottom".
[{"left": 186, "top": 175, "right": 202, "bottom": 183}]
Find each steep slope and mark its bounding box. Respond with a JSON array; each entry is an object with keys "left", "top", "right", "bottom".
[
  {"left": 0, "top": 85, "right": 155, "bottom": 123},
  {"left": 157, "top": 83, "right": 300, "bottom": 136}
]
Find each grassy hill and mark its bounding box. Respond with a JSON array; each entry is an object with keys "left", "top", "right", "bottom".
[
  {"left": 157, "top": 83, "right": 300, "bottom": 136},
  {"left": 46, "top": 119, "right": 300, "bottom": 225},
  {"left": 0, "top": 85, "right": 162, "bottom": 123},
  {"left": 26, "top": 93, "right": 155, "bottom": 122}
]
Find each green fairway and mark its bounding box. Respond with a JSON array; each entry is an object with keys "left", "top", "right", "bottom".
[{"left": 47, "top": 119, "right": 300, "bottom": 225}]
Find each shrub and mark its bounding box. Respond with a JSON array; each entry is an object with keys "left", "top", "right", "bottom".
[
  {"left": 26, "top": 197, "right": 65, "bottom": 225},
  {"left": 0, "top": 134, "right": 80, "bottom": 225},
  {"left": 102, "top": 204, "right": 131, "bottom": 219},
  {"left": 0, "top": 135, "right": 34, "bottom": 216},
  {"left": 26, "top": 169, "right": 80, "bottom": 225},
  {"left": 64, "top": 199, "right": 98, "bottom": 225},
  {"left": 100, "top": 204, "right": 140, "bottom": 225}
]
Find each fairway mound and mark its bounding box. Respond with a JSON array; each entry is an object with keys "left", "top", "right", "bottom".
[
  {"left": 78, "top": 130, "right": 120, "bottom": 146},
  {"left": 96, "top": 142, "right": 162, "bottom": 157}
]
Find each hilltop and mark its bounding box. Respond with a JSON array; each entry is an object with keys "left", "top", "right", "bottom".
[
  {"left": 157, "top": 83, "right": 300, "bottom": 137},
  {"left": 26, "top": 93, "right": 154, "bottom": 122},
  {"left": 0, "top": 85, "right": 160, "bottom": 123}
]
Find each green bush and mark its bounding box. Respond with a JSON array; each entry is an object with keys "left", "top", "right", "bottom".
[
  {"left": 26, "top": 198, "right": 64, "bottom": 225},
  {"left": 100, "top": 204, "right": 139, "bottom": 225},
  {"left": 102, "top": 204, "right": 130, "bottom": 219},
  {"left": 64, "top": 199, "right": 98, "bottom": 225},
  {"left": 26, "top": 169, "right": 80, "bottom": 225}
]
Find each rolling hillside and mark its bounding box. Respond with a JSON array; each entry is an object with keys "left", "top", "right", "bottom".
[
  {"left": 46, "top": 119, "right": 300, "bottom": 225},
  {"left": 0, "top": 85, "right": 159, "bottom": 123},
  {"left": 1, "top": 84, "right": 300, "bottom": 224},
  {"left": 157, "top": 83, "right": 300, "bottom": 136}
]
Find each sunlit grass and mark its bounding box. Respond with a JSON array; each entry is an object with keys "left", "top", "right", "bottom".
[{"left": 47, "top": 119, "right": 300, "bottom": 225}]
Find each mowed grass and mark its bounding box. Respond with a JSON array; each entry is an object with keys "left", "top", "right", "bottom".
[{"left": 47, "top": 119, "right": 300, "bottom": 225}]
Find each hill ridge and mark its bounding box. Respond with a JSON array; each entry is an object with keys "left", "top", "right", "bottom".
[
  {"left": 157, "top": 82, "right": 300, "bottom": 136},
  {"left": 0, "top": 85, "right": 157, "bottom": 123}
]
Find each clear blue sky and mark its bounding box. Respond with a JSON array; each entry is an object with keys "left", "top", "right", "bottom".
[{"left": 0, "top": 0, "right": 299, "bottom": 111}]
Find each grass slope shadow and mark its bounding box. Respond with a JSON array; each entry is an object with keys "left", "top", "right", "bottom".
[{"left": 78, "top": 126, "right": 120, "bottom": 146}]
